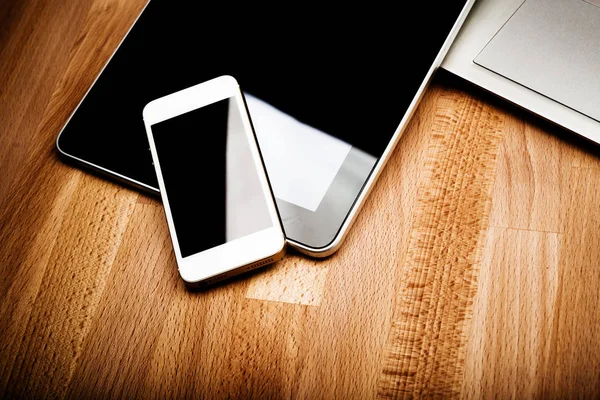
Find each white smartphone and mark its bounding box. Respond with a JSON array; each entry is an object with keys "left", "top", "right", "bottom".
[{"left": 143, "top": 75, "right": 286, "bottom": 288}]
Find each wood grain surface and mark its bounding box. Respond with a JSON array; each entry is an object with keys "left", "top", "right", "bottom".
[{"left": 2, "top": 0, "right": 600, "bottom": 398}]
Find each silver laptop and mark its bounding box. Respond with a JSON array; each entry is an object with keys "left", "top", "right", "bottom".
[{"left": 442, "top": 0, "right": 600, "bottom": 145}]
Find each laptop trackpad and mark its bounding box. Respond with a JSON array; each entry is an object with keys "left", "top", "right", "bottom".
[{"left": 474, "top": 0, "right": 600, "bottom": 123}]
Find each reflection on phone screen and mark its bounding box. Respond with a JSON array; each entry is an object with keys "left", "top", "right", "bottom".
[{"left": 151, "top": 97, "right": 272, "bottom": 257}]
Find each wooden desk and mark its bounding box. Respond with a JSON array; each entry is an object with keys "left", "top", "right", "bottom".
[{"left": 2, "top": 1, "right": 599, "bottom": 398}]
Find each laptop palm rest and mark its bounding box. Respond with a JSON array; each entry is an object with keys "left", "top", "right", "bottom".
[{"left": 474, "top": 0, "right": 600, "bottom": 123}]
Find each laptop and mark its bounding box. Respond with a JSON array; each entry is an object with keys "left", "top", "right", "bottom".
[{"left": 441, "top": 0, "right": 600, "bottom": 145}]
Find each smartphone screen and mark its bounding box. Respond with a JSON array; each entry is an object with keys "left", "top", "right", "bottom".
[{"left": 150, "top": 96, "right": 272, "bottom": 258}]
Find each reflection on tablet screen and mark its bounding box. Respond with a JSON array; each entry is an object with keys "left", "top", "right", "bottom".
[{"left": 246, "top": 94, "right": 354, "bottom": 212}]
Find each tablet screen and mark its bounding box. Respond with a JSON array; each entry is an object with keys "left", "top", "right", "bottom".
[{"left": 57, "top": 0, "right": 470, "bottom": 249}]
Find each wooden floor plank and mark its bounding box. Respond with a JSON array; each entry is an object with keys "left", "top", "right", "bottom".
[
  {"left": 1, "top": 176, "right": 137, "bottom": 399},
  {"left": 0, "top": 0, "right": 91, "bottom": 211},
  {"left": 488, "top": 115, "right": 565, "bottom": 233},
  {"left": 141, "top": 278, "right": 249, "bottom": 399},
  {"left": 63, "top": 202, "right": 175, "bottom": 399},
  {"left": 0, "top": 172, "right": 81, "bottom": 394},
  {"left": 461, "top": 227, "right": 560, "bottom": 399},
  {"left": 461, "top": 165, "right": 600, "bottom": 399},
  {"left": 547, "top": 167, "right": 600, "bottom": 398},
  {"left": 377, "top": 88, "right": 504, "bottom": 399}
]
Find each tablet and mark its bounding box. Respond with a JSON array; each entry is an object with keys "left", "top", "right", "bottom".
[{"left": 56, "top": 0, "right": 474, "bottom": 257}]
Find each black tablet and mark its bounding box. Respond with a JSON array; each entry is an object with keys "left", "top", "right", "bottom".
[{"left": 56, "top": 0, "right": 474, "bottom": 257}]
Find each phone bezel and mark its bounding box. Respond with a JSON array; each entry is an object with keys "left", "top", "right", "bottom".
[{"left": 143, "top": 75, "right": 286, "bottom": 285}]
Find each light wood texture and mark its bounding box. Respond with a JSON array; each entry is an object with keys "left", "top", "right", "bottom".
[
  {"left": 2, "top": 1, "right": 600, "bottom": 398},
  {"left": 377, "top": 90, "right": 504, "bottom": 398}
]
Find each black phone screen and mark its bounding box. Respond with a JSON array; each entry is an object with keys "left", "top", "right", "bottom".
[
  {"left": 151, "top": 97, "right": 272, "bottom": 258},
  {"left": 57, "top": 0, "right": 470, "bottom": 249}
]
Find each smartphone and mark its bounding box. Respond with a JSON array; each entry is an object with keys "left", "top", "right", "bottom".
[{"left": 143, "top": 75, "right": 286, "bottom": 287}]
